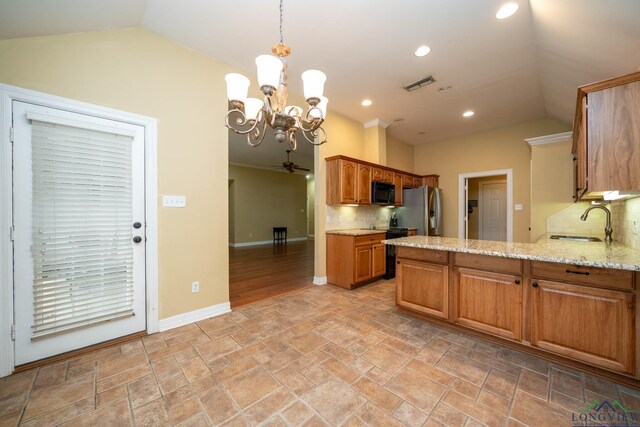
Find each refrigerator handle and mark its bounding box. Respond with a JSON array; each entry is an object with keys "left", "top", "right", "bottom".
[{"left": 434, "top": 189, "right": 442, "bottom": 235}]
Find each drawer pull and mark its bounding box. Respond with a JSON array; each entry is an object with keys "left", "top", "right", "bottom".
[{"left": 566, "top": 269, "right": 590, "bottom": 276}]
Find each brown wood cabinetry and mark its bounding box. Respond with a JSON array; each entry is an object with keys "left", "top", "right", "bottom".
[
  {"left": 397, "top": 259, "right": 448, "bottom": 319},
  {"left": 393, "top": 173, "right": 403, "bottom": 205},
  {"left": 422, "top": 175, "right": 440, "bottom": 188},
  {"left": 531, "top": 279, "right": 634, "bottom": 374},
  {"left": 372, "top": 167, "right": 393, "bottom": 184},
  {"left": 407, "top": 229, "right": 417, "bottom": 236},
  {"left": 326, "top": 155, "right": 439, "bottom": 206},
  {"left": 573, "top": 71, "right": 640, "bottom": 200},
  {"left": 326, "top": 232, "right": 386, "bottom": 289},
  {"left": 454, "top": 268, "right": 522, "bottom": 341},
  {"left": 395, "top": 245, "right": 639, "bottom": 386},
  {"left": 357, "top": 163, "right": 372, "bottom": 204}
]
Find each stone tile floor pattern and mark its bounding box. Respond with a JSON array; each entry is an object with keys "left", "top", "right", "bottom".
[{"left": 1, "top": 280, "right": 639, "bottom": 426}]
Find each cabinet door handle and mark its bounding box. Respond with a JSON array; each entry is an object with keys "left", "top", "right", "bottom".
[
  {"left": 532, "top": 282, "right": 539, "bottom": 288},
  {"left": 566, "top": 269, "right": 590, "bottom": 276},
  {"left": 514, "top": 279, "right": 521, "bottom": 284}
]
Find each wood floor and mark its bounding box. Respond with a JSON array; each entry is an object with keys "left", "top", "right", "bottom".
[{"left": 229, "top": 239, "right": 314, "bottom": 308}]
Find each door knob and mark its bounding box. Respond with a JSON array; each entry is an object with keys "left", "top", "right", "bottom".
[
  {"left": 133, "top": 222, "right": 142, "bottom": 229},
  {"left": 532, "top": 282, "right": 539, "bottom": 288},
  {"left": 514, "top": 279, "right": 521, "bottom": 284},
  {"left": 133, "top": 236, "right": 142, "bottom": 243}
]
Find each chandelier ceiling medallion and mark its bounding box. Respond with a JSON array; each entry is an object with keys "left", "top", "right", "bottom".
[{"left": 224, "top": 0, "right": 328, "bottom": 151}]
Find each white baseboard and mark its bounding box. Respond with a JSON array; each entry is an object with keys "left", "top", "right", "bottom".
[
  {"left": 308, "top": 234, "right": 315, "bottom": 238},
  {"left": 159, "top": 302, "right": 231, "bottom": 332},
  {"left": 229, "top": 237, "right": 308, "bottom": 248},
  {"left": 313, "top": 276, "right": 327, "bottom": 285}
]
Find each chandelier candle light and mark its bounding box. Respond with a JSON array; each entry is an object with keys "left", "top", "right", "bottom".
[{"left": 224, "top": 0, "right": 328, "bottom": 151}]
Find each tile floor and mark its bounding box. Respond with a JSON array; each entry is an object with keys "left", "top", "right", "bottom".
[{"left": 1, "top": 280, "right": 639, "bottom": 426}]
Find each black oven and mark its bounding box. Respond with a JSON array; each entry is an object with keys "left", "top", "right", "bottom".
[{"left": 383, "top": 227, "right": 408, "bottom": 279}]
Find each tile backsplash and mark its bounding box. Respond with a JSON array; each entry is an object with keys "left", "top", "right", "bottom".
[
  {"left": 546, "top": 197, "right": 639, "bottom": 248},
  {"left": 325, "top": 205, "right": 393, "bottom": 231},
  {"left": 611, "top": 197, "right": 640, "bottom": 249}
]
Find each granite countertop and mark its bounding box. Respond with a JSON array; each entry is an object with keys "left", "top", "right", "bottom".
[
  {"left": 326, "top": 228, "right": 417, "bottom": 236},
  {"left": 382, "top": 236, "right": 640, "bottom": 271}
]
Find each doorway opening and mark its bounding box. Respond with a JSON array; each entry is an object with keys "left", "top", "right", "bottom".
[
  {"left": 227, "top": 130, "right": 315, "bottom": 308},
  {"left": 458, "top": 169, "right": 513, "bottom": 242}
]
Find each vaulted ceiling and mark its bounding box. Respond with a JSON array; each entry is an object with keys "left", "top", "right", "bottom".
[{"left": 1, "top": 0, "right": 639, "bottom": 171}]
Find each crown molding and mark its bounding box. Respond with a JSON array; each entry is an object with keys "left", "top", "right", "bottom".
[
  {"left": 525, "top": 131, "right": 573, "bottom": 146},
  {"left": 364, "top": 119, "right": 389, "bottom": 129}
]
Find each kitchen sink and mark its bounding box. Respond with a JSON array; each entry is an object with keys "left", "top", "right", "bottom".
[{"left": 549, "top": 235, "right": 603, "bottom": 242}]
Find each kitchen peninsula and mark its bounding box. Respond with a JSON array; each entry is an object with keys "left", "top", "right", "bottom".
[{"left": 384, "top": 235, "right": 640, "bottom": 387}]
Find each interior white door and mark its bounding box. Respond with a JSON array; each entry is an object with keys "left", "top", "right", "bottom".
[
  {"left": 464, "top": 178, "right": 469, "bottom": 239},
  {"left": 479, "top": 181, "right": 507, "bottom": 242},
  {"left": 12, "top": 101, "right": 146, "bottom": 365}
]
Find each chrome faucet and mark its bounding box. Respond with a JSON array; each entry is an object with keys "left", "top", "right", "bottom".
[{"left": 580, "top": 205, "right": 613, "bottom": 244}]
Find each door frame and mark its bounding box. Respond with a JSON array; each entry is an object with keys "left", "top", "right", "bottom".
[
  {"left": 478, "top": 179, "right": 508, "bottom": 240},
  {"left": 0, "top": 84, "right": 159, "bottom": 377},
  {"left": 458, "top": 169, "right": 513, "bottom": 242}
]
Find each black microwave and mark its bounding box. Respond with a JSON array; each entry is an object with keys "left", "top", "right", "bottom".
[{"left": 371, "top": 182, "right": 395, "bottom": 205}]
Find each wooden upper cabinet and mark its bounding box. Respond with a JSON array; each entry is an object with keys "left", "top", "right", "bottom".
[
  {"left": 573, "top": 72, "right": 640, "bottom": 199},
  {"left": 326, "top": 158, "right": 370, "bottom": 205},
  {"left": 372, "top": 167, "right": 384, "bottom": 183},
  {"left": 454, "top": 268, "right": 523, "bottom": 341},
  {"left": 402, "top": 174, "right": 413, "bottom": 188},
  {"left": 382, "top": 169, "right": 394, "bottom": 184},
  {"left": 393, "top": 173, "right": 403, "bottom": 205},
  {"left": 412, "top": 176, "right": 422, "bottom": 188},
  {"left": 422, "top": 175, "right": 440, "bottom": 188},
  {"left": 339, "top": 159, "right": 357, "bottom": 204},
  {"left": 357, "top": 163, "right": 372, "bottom": 204},
  {"left": 531, "top": 279, "right": 634, "bottom": 374}
]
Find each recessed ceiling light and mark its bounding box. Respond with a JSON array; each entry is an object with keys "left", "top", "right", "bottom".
[
  {"left": 417, "top": 131, "right": 426, "bottom": 135},
  {"left": 361, "top": 99, "right": 372, "bottom": 107},
  {"left": 414, "top": 45, "right": 431, "bottom": 57},
  {"left": 393, "top": 118, "right": 405, "bottom": 122},
  {"left": 496, "top": 2, "right": 519, "bottom": 19},
  {"left": 438, "top": 86, "right": 453, "bottom": 93},
  {"left": 463, "top": 111, "right": 475, "bottom": 118}
]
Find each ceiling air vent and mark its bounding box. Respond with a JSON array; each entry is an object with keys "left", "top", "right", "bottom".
[{"left": 403, "top": 75, "right": 436, "bottom": 92}]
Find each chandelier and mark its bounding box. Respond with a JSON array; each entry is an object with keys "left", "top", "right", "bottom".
[{"left": 224, "top": 0, "right": 328, "bottom": 151}]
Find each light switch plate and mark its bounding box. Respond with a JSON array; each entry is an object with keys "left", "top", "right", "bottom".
[
  {"left": 163, "top": 195, "right": 186, "bottom": 208},
  {"left": 514, "top": 204, "right": 523, "bottom": 211}
]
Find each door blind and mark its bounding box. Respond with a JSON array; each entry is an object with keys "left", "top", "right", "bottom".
[{"left": 30, "top": 119, "right": 136, "bottom": 339}]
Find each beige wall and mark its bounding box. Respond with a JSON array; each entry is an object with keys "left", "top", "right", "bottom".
[
  {"left": 467, "top": 175, "right": 507, "bottom": 240},
  {"left": 228, "top": 165, "right": 307, "bottom": 244},
  {"left": 386, "top": 136, "right": 415, "bottom": 173},
  {"left": 314, "top": 113, "right": 367, "bottom": 279},
  {"left": 0, "top": 28, "right": 232, "bottom": 318},
  {"left": 364, "top": 125, "right": 387, "bottom": 165},
  {"left": 414, "top": 119, "right": 570, "bottom": 242},
  {"left": 530, "top": 139, "right": 574, "bottom": 242},
  {"left": 307, "top": 178, "right": 315, "bottom": 236}
]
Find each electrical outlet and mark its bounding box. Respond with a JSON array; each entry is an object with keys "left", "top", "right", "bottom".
[{"left": 192, "top": 281, "right": 200, "bottom": 293}]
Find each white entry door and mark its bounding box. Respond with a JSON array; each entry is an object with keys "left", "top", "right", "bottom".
[
  {"left": 479, "top": 181, "right": 507, "bottom": 242},
  {"left": 12, "top": 101, "right": 146, "bottom": 365}
]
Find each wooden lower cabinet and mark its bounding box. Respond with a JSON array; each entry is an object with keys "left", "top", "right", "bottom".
[
  {"left": 397, "top": 259, "right": 448, "bottom": 319},
  {"left": 454, "top": 268, "right": 522, "bottom": 341},
  {"left": 372, "top": 244, "right": 386, "bottom": 277},
  {"left": 531, "top": 279, "right": 635, "bottom": 374},
  {"left": 327, "top": 233, "right": 386, "bottom": 289}
]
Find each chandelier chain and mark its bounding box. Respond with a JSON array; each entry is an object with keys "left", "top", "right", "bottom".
[{"left": 279, "top": 0, "right": 284, "bottom": 44}]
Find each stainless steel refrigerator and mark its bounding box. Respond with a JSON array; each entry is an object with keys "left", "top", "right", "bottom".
[{"left": 400, "top": 187, "right": 443, "bottom": 236}]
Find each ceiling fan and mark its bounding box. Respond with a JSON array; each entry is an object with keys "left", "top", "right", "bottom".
[{"left": 277, "top": 150, "right": 310, "bottom": 173}]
